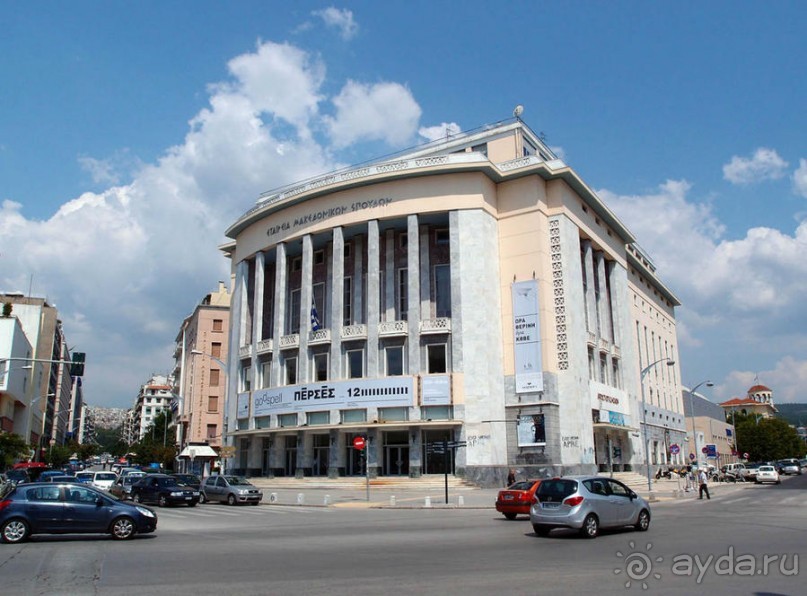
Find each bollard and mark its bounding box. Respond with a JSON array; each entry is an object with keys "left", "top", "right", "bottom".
[
  {"left": 297, "top": 493, "right": 305, "bottom": 505},
  {"left": 390, "top": 495, "right": 396, "bottom": 507},
  {"left": 457, "top": 495, "right": 464, "bottom": 507},
  {"left": 324, "top": 494, "right": 331, "bottom": 506},
  {"left": 424, "top": 496, "right": 432, "bottom": 508},
  {"left": 269, "top": 492, "right": 278, "bottom": 503}
]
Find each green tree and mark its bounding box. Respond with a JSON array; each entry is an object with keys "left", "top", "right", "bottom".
[
  {"left": 733, "top": 412, "right": 805, "bottom": 461},
  {"left": 43, "top": 444, "right": 73, "bottom": 468},
  {"left": 132, "top": 411, "right": 177, "bottom": 471},
  {"left": 0, "top": 433, "right": 31, "bottom": 470}
]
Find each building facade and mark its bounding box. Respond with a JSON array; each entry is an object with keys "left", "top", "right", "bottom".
[
  {"left": 221, "top": 119, "right": 684, "bottom": 485},
  {"left": 719, "top": 384, "right": 778, "bottom": 421},
  {"left": 683, "top": 387, "right": 737, "bottom": 468},
  {"left": 132, "top": 374, "right": 174, "bottom": 441},
  {"left": 172, "top": 282, "right": 231, "bottom": 475}
]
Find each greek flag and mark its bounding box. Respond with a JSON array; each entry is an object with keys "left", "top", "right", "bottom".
[{"left": 310, "top": 301, "right": 321, "bottom": 331}]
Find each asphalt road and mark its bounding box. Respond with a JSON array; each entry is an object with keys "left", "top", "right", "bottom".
[{"left": 1, "top": 474, "right": 805, "bottom": 595}]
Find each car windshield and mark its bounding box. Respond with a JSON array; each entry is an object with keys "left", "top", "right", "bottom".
[
  {"left": 223, "top": 476, "right": 251, "bottom": 486},
  {"left": 506, "top": 481, "right": 535, "bottom": 491},
  {"left": 759, "top": 466, "right": 774, "bottom": 472},
  {"left": 95, "top": 473, "right": 116, "bottom": 481}
]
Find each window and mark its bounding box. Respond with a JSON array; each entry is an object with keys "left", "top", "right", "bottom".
[
  {"left": 385, "top": 345, "right": 404, "bottom": 376},
  {"left": 471, "top": 143, "right": 487, "bottom": 157},
  {"left": 397, "top": 268, "right": 408, "bottom": 320},
  {"left": 314, "top": 249, "right": 325, "bottom": 265},
  {"left": 284, "top": 357, "right": 297, "bottom": 385},
  {"left": 612, "top": 359, "right": 621, "bottom": 389},
  {"left": 599, "top": 353, "right": 607, "bottom": 384},
  {"left": 341, "top": 409, "right": 367, "bottom": 424},
  {"left": 344, "top": 242, "right": 352, "bottom": 258},
  {"left": 343, "top": 277, "right": 352, "bottom": 326},
  {"left": 435, "top": 228, "right": 449, "bottom": 245},
  {"left": 208, "top": 396, "right": 218, "bottom": 412},
  {"left": 427, "top": 344, "right": 447, "bottom": 374},
  {"left": 206, "top": 424, "right": 217, "bottom": 439},
  {"left": 240, "top": 366, "right": 251, "bottom": 392},
  {"left": 347, "top": 348, "right": 364, "bottom": 379},
  {"left": 290, "top": 256, "right": 302, "bottom": 272},
  {"left": 588, "top": 347, "right": 595, "bottom": 380},
  {"left": 210, "top": 369, "right": 220, "bottom": 387},
  {"left": 307, "top": 411, "right": 329, "bottom": 426},
  {"left": 313, "top": 352, "right": 328, "bottom": 382},
  {"left": 421, "top": 406, "right": 452, "bottom": 420},
  {"left": 279, "top": 413, "right": 298, "bottom": 427},
  {"left": 288, "top": 288, "right": 301, "bottom": 333},
  {"left": 212, "top": 319, "right": 223, "bottom": 332},
  {"left": 398, "top": 233, "right": 408, "bottom": 248},
  {"left": 260, "top": 360, "right": 272, "bottom": 388},
  {"left": 379, "top": 407, "right": 408, "bottom": 422},
  {"left": 434, "top": 264, "right": 451, "bottom": 318},
  {"left": 211, "top": 342, "right": 222, "bottom": 358},
  {"left": 313, "top": 282, "right": 326, "bottom": 327}
]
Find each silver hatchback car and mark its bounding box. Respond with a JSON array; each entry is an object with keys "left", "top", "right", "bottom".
[
  {"left": 199, "top": 475, "right": 263, "bottom": 505},
  {"left": 530, "top": 476, "right": 651, "bottom": 538}
]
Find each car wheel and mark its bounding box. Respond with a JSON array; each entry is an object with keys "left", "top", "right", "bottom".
[
  {"left": 110, "top": 516, "right": 136, "bottom": 540},
  {"left": 227, "top": 494, "right": 237, "bottom": 506},
  {"left": 503, "top": 513, "right": 517, "bottom": 520},
  {"left": 198, "top": 492, "right": 207, "bottom": 504},
  {"left": 635, "top": 509, "right": 650, "bottom": 532},
  {"left": 158, "top": 495, "right": 168, "bottom": 507},
  {"left": 1, "top": 518, "right": 30, "bottom": 544},
  {"left": 532, "top": 524, "right": 550, "bottom": 537},
  {"left": 580, "top": 514, "right": 599, "bottom": 539},
  {"left": 132, "top": 493, "right": 142, "bottom": 503}
]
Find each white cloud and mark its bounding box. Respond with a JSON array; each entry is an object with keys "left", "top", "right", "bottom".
[
  {"left": 418, "top": 122, "right": 462, "bottom": 142},
  {"left": 793, "top": 158, "right": 807, "bottom": 198},
  {"left": 78, "top": 156, "right": 120, "bottom": 186},
  {"left": 325, "top": 80, "right": 422, "bottom": 148},
  {"left": 312, "top": 7, "right": 358, "bottom": 40},
  {"left": 722, "top": 148, "right": 789, "bottom": 185},
  {"left": 717, "top": 356, "right": 807, "bottom": 404}
]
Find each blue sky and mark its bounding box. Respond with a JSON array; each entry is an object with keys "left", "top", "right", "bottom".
[{"left": 1, "top": 2, "right": 805, "bottom": 408}]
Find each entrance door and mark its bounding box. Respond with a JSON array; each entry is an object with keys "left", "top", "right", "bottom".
[
  {"left": 284, "top": 436, "right": 297, "bottom": 477},
  {"left": 346, "top": 434, "right": 365, "bottom": 476},
  {"left": 313, "top": 448, "right": 329, "bottom": 476},
  {"left": 384, "top": 446, "right": 409, "bottom": 476}
]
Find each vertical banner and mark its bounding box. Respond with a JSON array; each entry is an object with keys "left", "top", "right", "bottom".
[{"left": 512, "top": 280, "right": 544, "bottom": 393}]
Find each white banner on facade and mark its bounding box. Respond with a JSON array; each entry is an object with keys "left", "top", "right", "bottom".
[
  {"left": 512, "top": 280, "right": 544, "bottom": 393},
  {"left": 236, "top": 392, "right": 250, "bottom": 419},
  {"left": 421, "top": 374, "right": 451, "bottom": 405},
  {"left": 252, "top": 377, "right": 415, "bottom": 416},
  {"left": 517, "top": 414, "right": 547, "bottom": 446}
]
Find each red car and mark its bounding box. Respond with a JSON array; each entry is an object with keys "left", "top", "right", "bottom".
[{"left": 495, "top": 479, "right": 541, "bottom": 519}]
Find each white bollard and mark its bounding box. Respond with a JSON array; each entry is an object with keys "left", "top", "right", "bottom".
[
  {"left": 324, "top": 494, "right": 331, "bottom": 506},
  {"left": 297, "top": 492, "right": 305, "bottom": 505},
  {"left": 457, "top": 495, "right": 464, "bottom": 507},
  {"left": 269, "top": 492, "right": 278, "bottom": 503},
  {"left": 390, "top": 495, "right": 396, "bottom": 507},
  {"left": 424, "top": 496, "right": 432, "bottom": 508}
]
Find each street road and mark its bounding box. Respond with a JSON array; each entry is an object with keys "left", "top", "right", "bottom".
[{"left": 1, "top": 475, "right": 804, "bottom": 595}]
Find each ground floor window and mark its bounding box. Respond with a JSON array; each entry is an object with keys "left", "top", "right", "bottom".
[
  {"left": 341, "top": 409, "right": 367, "bottom": 424},
  {"left": 279, "top": 413, "right": 298, "bottom": 428}
]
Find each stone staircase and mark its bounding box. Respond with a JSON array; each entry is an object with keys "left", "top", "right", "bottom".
[{"left": 247, "top": 475, "right": 479, "bottom": 491}]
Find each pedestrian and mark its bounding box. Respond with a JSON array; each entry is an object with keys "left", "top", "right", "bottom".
[
  {"left": 507, "top": 468, "right": 516, "bottom": 486},
  {"left": 698, "top": 468, "right": 711, "bottom": 500}
]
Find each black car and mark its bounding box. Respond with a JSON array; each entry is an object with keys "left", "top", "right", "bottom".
[
  {"left": 131, "top": 474, "right": 200, "bottom": 507},
  {"left": 170, "top": 473, "right": 202, "bottom": 490},
  {"left": 0, "top": 482, "right": 157, "bottom": 543}
]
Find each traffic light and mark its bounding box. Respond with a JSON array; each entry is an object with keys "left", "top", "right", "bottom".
[{"left": 70, "top": 352, "right": 86, "bottom": 376}]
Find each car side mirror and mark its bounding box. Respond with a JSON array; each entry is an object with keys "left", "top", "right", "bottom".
[{"left": 629, "top": 491, "right": 637, "bottom": 500}]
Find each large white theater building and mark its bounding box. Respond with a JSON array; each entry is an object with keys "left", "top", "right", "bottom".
[{"left": 221, "top": 117, "right": 686, "bottom": 486}]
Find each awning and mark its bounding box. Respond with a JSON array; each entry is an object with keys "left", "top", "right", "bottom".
[
  {"left": 178, "top": 445, "right": 218, "bottom": 458},
  {"left": 592, "top": 422, "right": 639, "bottom": 433}
]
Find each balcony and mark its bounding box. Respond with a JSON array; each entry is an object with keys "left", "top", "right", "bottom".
[
  {"left": 587, "top": 332, "right": 596, "bottom": 346},
  {"left": 279, "top": 334, "right": 300, "bottom": 350},
  {"left": 420, "top": 318, "right": 451, "bottom": 335},
  {"left": 308, "top": 328, "right": 332, "bottom": 345},
  {"left": 256, "top": 339, "right": 273, "bottom": 354},
  {"left": 378, "top": 320, "right": 408, "bottom": 337},
  {"left": 341, "top": 324, "right": 367, "bottom": 340},
  {"left": 239, "top": 345, "right": 252, "bottom": 359}
]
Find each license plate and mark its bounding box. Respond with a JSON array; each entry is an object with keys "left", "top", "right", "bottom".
[
  {"left": 185, "top": 497, "right": 192, "bottom": 500},
  {"left": 504, "top": 495, "right": 514, "bottom": 501},
  {"left": 542, "top": 502, "right": 560, "bottom": 509}
]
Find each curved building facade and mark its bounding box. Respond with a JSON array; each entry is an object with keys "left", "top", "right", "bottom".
[{"left": 222, "top": 119, "right": 686, "bottom": 486}]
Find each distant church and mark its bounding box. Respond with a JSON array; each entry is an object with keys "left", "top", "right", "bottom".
[{"left": 719, "top": 383, "right": 778, "bottom": 419}]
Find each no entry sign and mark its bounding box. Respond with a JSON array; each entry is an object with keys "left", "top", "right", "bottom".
[{"left": 353, "top": 436, "right": 366, "bottom": 450}]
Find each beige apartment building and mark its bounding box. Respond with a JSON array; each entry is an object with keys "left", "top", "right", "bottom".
[
  {"left": 172, "top": 282, "right": 231, "bottom": 475},
  {"left": 220, "top": 118, "right": 685, "bottom": 486}
]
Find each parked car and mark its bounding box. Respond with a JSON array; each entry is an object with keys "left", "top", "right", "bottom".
[
  {"left": 742, "top": 462, "right": 764, "bottom": 481},
  {"left": 4, "top": 470, "right": 30, "bottom": 486},
  {"left": 495, "top": 480, "right": 541, "bottom": 520},
  {"left": 170, "top": 474, "right": 202, "bottom": 490},
  {"left": 74, "top": 471, "right": 95, "bottom": 484},
  {"left": 755, "top": 465, "right": 781, "bottom": 484},
  {"left": 130, "top": 474, "right": 200, "bottom": 507},
  {"left": 776, "top": 459, "right": 801, "bottom": 475},
  {"left": 40, "top": 475, "right": 77, "bottom": 484},
  {"left": 109, "top": 473, "right": 146, "bottom": 500},
  {"left": 720, "top": 463, "right": 747, "bottom": 481},
  {"left": 530, "top": 476, "right": 651, "bottom": 538},
  {"left": 37, "top": 470, "right": 65, "bottom": 482},
  {"left": 199, "top": 475, "right": 263, "bottom": 506},
  {"left": 91, "top": 471, "right": 118, "bottom": 491},
  {"left": 0, "top": 482, "right": 157, "bottom": 543}
]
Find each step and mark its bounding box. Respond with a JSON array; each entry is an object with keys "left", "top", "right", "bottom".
[{"left": 246, "top": 475, "right": 479, "bottom": 490}]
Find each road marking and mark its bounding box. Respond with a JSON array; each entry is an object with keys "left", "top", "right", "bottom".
[{"left": 722, "top": 496, "right": 751, "bottom": 505}]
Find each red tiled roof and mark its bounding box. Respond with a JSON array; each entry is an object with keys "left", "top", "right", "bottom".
[
  {"left": 719, "top": 397, "right": 759, "bottom": 407},
  {"left": 747, "top": 384, "right": 771, "bottom": 393}
]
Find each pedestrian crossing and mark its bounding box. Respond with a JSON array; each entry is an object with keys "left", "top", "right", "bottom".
[{"left": 155, "top": 504, "right": 331, "bottom": 519}]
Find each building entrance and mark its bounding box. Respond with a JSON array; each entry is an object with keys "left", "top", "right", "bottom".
[
  {"left": 284, "top": 436, "right": 297, "bottom": 477},
  {"left": 383, "top": 431, "right": 410, "bottom": 476},
  {"left": 312, "top": 435, "right": 329, "bottom": 476},
  {"left": 345, "top": 433, "right": 365, "bottom": 476}
]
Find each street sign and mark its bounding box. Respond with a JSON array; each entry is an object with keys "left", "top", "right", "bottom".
[
  {"left": 701, "top": 447, "right": 708, "bottom": 454},
  {"left": 689, "top": 453, "right": 696, "bottom": 460},
  {"left": 670, "top": 444, "right": 680, "bottom": 455},
  {"left": 743, "top": 452, "right": 749, "bottom": 459},
  {"left": 353, "top": 436, "right": 366, "bottom": 450}
]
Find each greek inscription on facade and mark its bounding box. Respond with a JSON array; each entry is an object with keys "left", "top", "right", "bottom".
[{"left": 562, "top": 435, "right": 580, "bottom": 449}]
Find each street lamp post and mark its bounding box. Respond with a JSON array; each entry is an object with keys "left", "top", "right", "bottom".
[
  {"left": 687, "top": 380, "right": 714, "bottom": 470},
  {"left": 640, "top": 358, "right": 675, "bottom": 494}
]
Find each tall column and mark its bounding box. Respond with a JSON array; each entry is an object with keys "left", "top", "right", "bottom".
[
  {"left": 251, "top": 251, "right": 265, "bottom": 389},
  {"left": 353, "top": 235, "right": 364, "bottom": 325},
  {"left": 299, "top": 235, "right": 314, "bottom": 382},
  {"left": 607, "top": 261, "right": 622, "bottom": 346},
  {"left": 582, "top": 240, "right": 597, "bottom": 335},
  {"left": 225, "top": 261, "right": 246, "bottom": 457},
  {"left": 367, "top": 221, "right": 380, "bottom": 378},
  {"left": 407, "top": 215, "right": 421, "bottom": 376},
  {"left": 449, "top": 211, "right": 463, "bottom": 371},
  {"left": 271, "top": 243, "right": 287, "bottom": 387},
  {"left": 384, "top": 229, "right": 395, "bottom": 321},
  {"left": 595, "top": 252, "right": 612, "bottom": 343},
  {"left": 329, "top": 228, "right": 344, "bottom": 380},
  {"left": 419, "top": 225, "right": 430, "bottom": 320}
]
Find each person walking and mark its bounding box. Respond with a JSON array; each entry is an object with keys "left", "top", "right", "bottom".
[
  {"left": 698, "top": 468, "right": 711, "bottom": 500},
  {"left": 507, "top": 468, "right": 516, "bottom": 486}
]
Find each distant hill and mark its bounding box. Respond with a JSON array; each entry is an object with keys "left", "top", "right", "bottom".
[{"left": 776, "top": 403, "right": 807, "bottom": 427}]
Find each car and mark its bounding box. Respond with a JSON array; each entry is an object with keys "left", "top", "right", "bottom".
[
  {"left": 530, "top": 476, "right": 651, "bottom": 538},
  {"left": 0, "top": 482, "right": 157, "bottom": 543},
  {"left": 720, "top": 462, "right": 747, "bottom": 481},
  {"left": 495, "top": 480, "right": 541, "bottom": 520},
  {"left": 37, "top": 469, "right": 65, "bottom": 482},
  {"left": 741, "top": 462, "right": 764, "bottom": 481},
  {"left": 199, "top": 475, "right": 263, "bottom": 506},
  {"left": 109, "top": 473, "right": 146, "bottom": 500},
  {"left": 91, "top": 471, "right": 118, "bottom": 491},
  {"left": 4, "top": 469, "right": 30, "bottom": 486},
  {"left": 40, "top": 475, "right": 77, "bottom": 483},
  {"left": 776, "top": 459, "right": 801, "bottom": 475},
  {"left": 74, "top": 471, "right": 95, "bottom": 484},
  {"left": 755, "top": 465, "right": 781, "bottom": 484},
  {"left": 170, "top": 474, "right": 202, "bottom": 490},
  {"left": 130, "top": 474, "right": 200, "bottom": 507}
]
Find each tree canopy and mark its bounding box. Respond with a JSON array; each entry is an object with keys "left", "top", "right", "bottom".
[{"left": 732, "top": 412, "right": 805, "bottom": 461}]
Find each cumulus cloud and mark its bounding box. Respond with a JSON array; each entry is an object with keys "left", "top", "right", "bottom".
[
  {"left": 717, "top": 357, "right": 807, "bottom": 404},
  {"left": 419, "top": 122, "right": 462, "bottom": 142},
  {"left": 722, "top": 148, "right": 789, "bottom": 185},
  {"left": 78, "top": 149, "right": 143, "bottom": 187},
  {"left": 312, "top": 7, "right": 358, "bottom": 40},
  {"left": 793, "top": 158, "right": 807, "bottom": 198},
  {"left": 325, "top": 80, "right": 422, "bottom": 148},
  {"left": 0, "top": 39, "right": 424, "bottom": 407}
]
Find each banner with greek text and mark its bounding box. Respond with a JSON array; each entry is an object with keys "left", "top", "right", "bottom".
[{"left": 512, "top": 280, "right": 544, "bottom": 393}]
